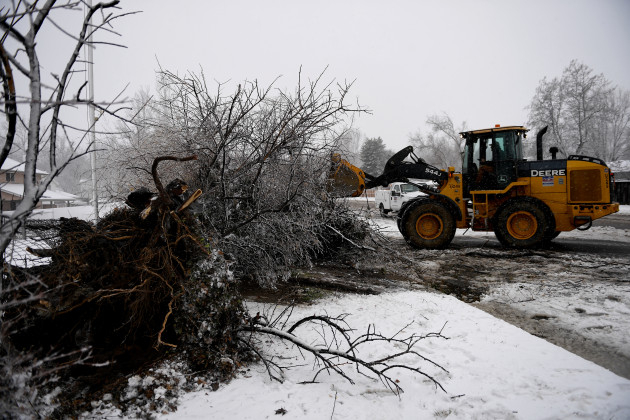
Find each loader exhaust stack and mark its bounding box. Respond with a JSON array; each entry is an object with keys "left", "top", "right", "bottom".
[{"left": 536, "top": 125, "right": 548, "bottom": 160}]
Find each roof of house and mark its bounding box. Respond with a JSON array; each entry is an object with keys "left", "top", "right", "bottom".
[
  {"left": 1, "top": 183, "right": 79, "bottom": 201},
  {"left": 1, "top": 157, "right": 48, "bottom": 175},
  {"left": 615, "top": 171, "right": 630, "bottom": 182}
]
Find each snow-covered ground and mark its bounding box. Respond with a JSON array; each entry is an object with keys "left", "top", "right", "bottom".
[
  {"left": 371, "top": 208, "right": 630, "bottom": 379},
  {"left": 8, "top": 202, "right": 629, "bottom": 419},
  {"left": 618, "top": 203, "right": 630, "bottom": 214},
  {"left": 4, "top": 204, "right": 121, "bottom": 267},
  {"left": 155, "top": 206, "right": 630, "bottom": 420},
  {"left": 161, "top": 291, "right": 630, "bottom": 420}
]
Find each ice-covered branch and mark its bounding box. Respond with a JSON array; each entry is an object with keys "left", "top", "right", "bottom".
[{"left": 241, "top": 311, "right": 448, "bottom": 395}]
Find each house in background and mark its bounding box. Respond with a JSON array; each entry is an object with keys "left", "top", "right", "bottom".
[
  {"left": 610, "top": 160, "right": 630, "bottom": 205},
  {"left": 1, "top": 157, "right": 79, "bottom": 212},
  {"left": 613, "top": 171, "right": 630, "bottom": 205}
]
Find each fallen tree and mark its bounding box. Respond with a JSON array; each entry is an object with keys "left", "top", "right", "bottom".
[
  {"left": 103, "top": 68, "right": 373, "bottom": 286},
  {"left": 2, "top": 155, "right": 447, "bottom": 417}
]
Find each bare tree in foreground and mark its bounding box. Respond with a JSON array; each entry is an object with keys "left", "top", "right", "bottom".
[
  {"left": 0, "top": 0, "right": 132, "bottom": 255},
  {"left": 0, "top": 2, "right": 133, "bottom": 417}
]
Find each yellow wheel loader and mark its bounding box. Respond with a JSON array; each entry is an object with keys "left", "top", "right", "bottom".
[{"left": 330, "top": 125, "right": 619, "bottom": 249}]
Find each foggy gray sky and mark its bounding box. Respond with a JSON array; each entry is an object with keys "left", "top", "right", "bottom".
[{"left": 36, "top": 0, "right": 630, "bottom": 151}]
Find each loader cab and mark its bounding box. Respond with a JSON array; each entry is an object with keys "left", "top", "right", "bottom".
[{"left": 461, "top": 126, "right": 527, "bottom": 196}]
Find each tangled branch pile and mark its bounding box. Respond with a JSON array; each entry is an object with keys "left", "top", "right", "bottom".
[
  {"left": 103, "top": 70, "right": 371, "bottom": 285},
  {"left": 2, "top": 157, "right": 251, "bottom": 417}
]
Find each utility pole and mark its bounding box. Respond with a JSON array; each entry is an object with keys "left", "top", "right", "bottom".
[{"left": 87, "top": 0, "right": 99, "bottom": 221}]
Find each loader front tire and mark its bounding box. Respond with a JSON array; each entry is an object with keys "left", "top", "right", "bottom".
[
  {"left": 400, "top": 201, "right": 456, "bottom": 249},
  {"left": 494, "top": 198, "right": 548, "bottom": 248}
]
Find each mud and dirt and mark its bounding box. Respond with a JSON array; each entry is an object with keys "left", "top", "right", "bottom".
[{"left": 411, "top": 242, "right": 630, "bottom": 380}]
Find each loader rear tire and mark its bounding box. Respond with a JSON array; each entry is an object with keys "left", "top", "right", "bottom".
[
  {"left": 494, "top": 198, "right": 548, "bottom": 248},
  {"left": 400, "top": 201, "right": 456, "bottom": 249}
]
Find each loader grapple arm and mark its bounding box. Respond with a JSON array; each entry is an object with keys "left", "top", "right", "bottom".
[
  {"left": 365, "top": 147, "right": 448, "bottom": 189},
  {"left": 328, "top": 146, "right": 449, "bottom": 197},
  {"left": 328, "top": 153, "right": 369, "bottom": 197}
]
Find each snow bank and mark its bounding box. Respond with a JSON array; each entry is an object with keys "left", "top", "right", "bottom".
[
  {"left": 163, "top": 291, "right": 630, "bottom": 419},
  {"left": 617, "top": 205, "right": 630, "bottom": 215},
  {"left": 26, "top": 203, "right": 121, "bottom": 221}
]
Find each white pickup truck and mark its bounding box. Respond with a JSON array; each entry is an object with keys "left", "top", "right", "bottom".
[{"left": 374, "top": 182, "right": 425, "bottom": 216}]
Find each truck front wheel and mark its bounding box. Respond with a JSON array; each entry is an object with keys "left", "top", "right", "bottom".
[
  {"left": 379, "top": 203, "right": 390, "bottom": 217},
  {"left": 400, "top": 201, "right": 456, "bottom": 249}
]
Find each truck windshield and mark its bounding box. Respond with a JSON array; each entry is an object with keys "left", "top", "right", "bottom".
[{"left": 400, "top": 184, "right": 420, "bottom": 193}]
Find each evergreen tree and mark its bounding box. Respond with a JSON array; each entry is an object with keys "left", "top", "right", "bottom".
[{"left": 360, "top": 137, "right": 390, "bottom": 176}]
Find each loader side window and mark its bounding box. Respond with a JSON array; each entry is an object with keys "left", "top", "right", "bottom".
[
  {"left": 482, "top": 139, "right": 494, "bottom": 162},
  {"left": 495, "top": 135, "right": 507, "bottom": 159},
  {"left": 462, "top": 143, "right": 471, "bottom": 174},
  {"left": 493, "top": 131, "right": 522, "bottom": 188},
  {"left": 474, "top": 138, "right": 494, "bottom": 176},
  {"left": 494, "top": 132, "right": 522, "bottom": 162},
  {"left": 471, "top": 141, "right": 480, "bottom": 166},
  {"left": 464, "top": 137, "right": 484, "bottom": 176}
]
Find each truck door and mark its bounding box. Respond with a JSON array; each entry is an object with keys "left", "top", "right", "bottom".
[{"left": 391, "top": 184, "right": 402, "bottom": 211}]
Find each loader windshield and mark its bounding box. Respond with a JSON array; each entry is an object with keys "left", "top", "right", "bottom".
[
  {"left": 465, "top": 130, "right": 524, "bottom": 164},
  {"left": 463, "top": 128, "right": 525, "bottom": 191}
]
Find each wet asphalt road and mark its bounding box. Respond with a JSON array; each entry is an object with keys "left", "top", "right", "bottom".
[
  {"left": 451, "top": 235, "right": 630, "bottom": 257},
  {"left": 451, "top": 212, "right": 630, "bottom": 257},
  {"left": 592, "top": 212, "right": 630, "bottom": 230}
]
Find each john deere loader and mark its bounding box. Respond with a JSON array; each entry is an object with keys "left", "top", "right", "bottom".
[{"left": 330, "top": 125, "right": 619, "bottom": 249}]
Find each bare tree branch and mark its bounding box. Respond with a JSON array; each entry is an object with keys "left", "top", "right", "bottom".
[{"left": 241, "top": 311, "right": 448, "bottom": 395}]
